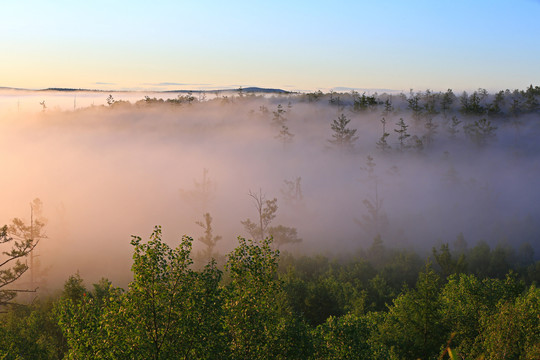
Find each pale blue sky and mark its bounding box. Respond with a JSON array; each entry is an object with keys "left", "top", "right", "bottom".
[{"left": 1, "top": 0, "right": 539, "bottom": 92}]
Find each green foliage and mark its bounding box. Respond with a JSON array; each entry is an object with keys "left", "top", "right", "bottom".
[
  {"left": 55, "top": 275, "right": 119, "bottom": 359},
  {"left": 407, "top": 90, "right": 423, "bottom": 121},
  {"left": 267, "top": 225, "right": 302, "bottom": 249},
  {"left": 459, "top": 90, "right": 486, "bottom": 115},
  {"left": 224, "top": 236, "right": 280, "bottom": 358},
  {"left": 353, "top": 92, "right": 377, "bottom": 112},
  {"left": 304, "top": 90, "right": 323, "bottom": 102},
  {"left": 3, "top": 223, "right": 538, "bottom": 360},
  {"left": 438, "top": 272, "right": 526, "bottom": 359},
  {"left": 432, "top": 243, "right": 466, "bottom": 278},
  {"left": 377, "top": 264, "right": 446, "bottom": 360},
  {"left": 313, "top": 313, "right": 373, "bottom": 359},
  {"left": 224, "top": 236, "right": 310, "bottom": 359},
  {"left": 0, "top": 298, "right": 66, "bottom": 360},
  {"left": 480, "top": 285, "right": 540, "bottom": 360},
  {"left": 56, "top": 226, "right": 226, "bottom": 360},
  {"left": 523, "top": 84, "right": 540, "bottom": 112},
  {"left": 441, "top": 89, "right": 456, "bottom": 116},
  {"left": 440, "top": 274, "right": 492, "bottom": 358}
]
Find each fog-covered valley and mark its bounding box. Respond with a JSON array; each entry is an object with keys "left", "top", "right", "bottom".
[{"left": 1, "top": 87, "right": 539, "bottom": 286}]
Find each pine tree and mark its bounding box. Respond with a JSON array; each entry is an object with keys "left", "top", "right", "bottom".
[
  {"left": 195, "top": 213, "right": 222, "bottom": 260},
  {"left": 376, "top": 117, "right": 391, "bottom": 153},
  {"left": 394, "top": 118, "right": 410, "bottom": 151},
  {"left": 329, "top": 114, "right": 358, "bottom": 151},
  {"left": 272, "top": 104, "right": 287, "bottom": 127},
  {"left": 447, "top": 116, "right": 462, "bottom": 138}
]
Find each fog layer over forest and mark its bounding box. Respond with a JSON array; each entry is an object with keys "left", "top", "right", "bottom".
[{"left": 1, "top": 88, "right": 539, "bottom": 286}]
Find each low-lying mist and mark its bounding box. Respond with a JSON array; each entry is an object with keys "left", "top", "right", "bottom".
[{"left": 1, "top": 89, "right": 539, "bottom": 288}]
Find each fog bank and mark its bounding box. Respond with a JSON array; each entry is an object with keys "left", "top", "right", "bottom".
[{"left": 1, "top": 89, "right": 539, "bottom": 287}]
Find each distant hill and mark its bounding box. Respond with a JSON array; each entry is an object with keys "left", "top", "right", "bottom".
[
  {"left": 241, "top": 87, "right": 291, "bottom": 94},
  {"left": 163, "top": 87, "right": 292, "bottom": 94},
  {"left": 0, "top": 86, "right": 292, "bottom": 94},
  {"left": 41, "top": 88, "right": 100, "bottom": 92}
]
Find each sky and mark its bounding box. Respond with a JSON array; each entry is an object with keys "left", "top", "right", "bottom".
[{"left": 1, "top": 0, "right": 540, "bottom": 93}]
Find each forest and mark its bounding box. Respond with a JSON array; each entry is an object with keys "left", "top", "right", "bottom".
[{"left": 0, "top": 85, "right": 539, "bottom": 359}]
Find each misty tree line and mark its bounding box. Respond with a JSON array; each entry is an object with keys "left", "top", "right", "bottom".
[
  {"left": 319, "top": 86, "right": 536, "bottom": 152},
  {"left": 98, "top": 85, "right": 540, "bottom": 154}
]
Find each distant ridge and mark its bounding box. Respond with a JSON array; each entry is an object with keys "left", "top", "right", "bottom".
[
  {"left": 0, "top": 86, "right": 292, "bottom": 94},
  {"left": 0, "top": 87, "right": 107, "bottom": 92},
  {"left": 241, "top": 87, "right": 291, "bottom": 94},
  {"left": 41, "top": 88, "right": 102, "bottom": 92},
  {"left": 163, "top": 86, "right": 292, "bottom": 94}
]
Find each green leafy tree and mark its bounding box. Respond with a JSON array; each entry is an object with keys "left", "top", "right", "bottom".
[
  {"left": 378, "top": 265, "right": 446, "bottom": 360},
  {"left": 55, "top": 273, "right": 119, "bottom": 359},
  {"left": 56, "top": 227, "right": 226, "bottom": 360},
  {"left": 440, "top": 272, "right": 526, "bottom": 359},
  {"left": 0, "top": 297, "right": 66, "bottom": 360},
  {"left": 120, "top": 227, "right": 225, "bottom": 359},
  {"left": 432, "top": 243, "right": 466, "bottom": 278},
  {"left": 480, "top": 285, "right": 540, "bottom": 360},
  {"left": 440, "top": 273, "right": 489, "bottom": 358},
  {"left": 313, "top": 314, "right": 373, "bottom": 359},
  {"left": 224, "top": 237, "right": 309, "bottom": 359}
]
